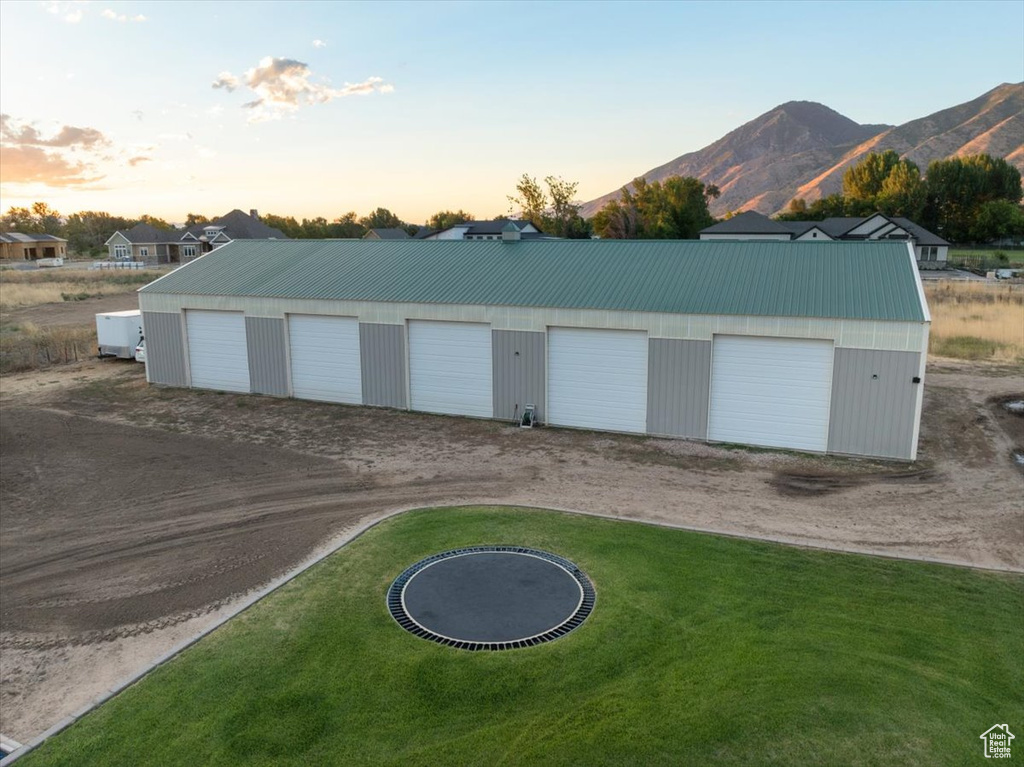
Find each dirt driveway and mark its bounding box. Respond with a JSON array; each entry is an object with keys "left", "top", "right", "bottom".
[{"left": 1, "top": 357, "right": 1021, "bottom": 740}]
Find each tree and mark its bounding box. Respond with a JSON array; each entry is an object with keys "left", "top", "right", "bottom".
[
  {"left": 843, "top": 150, "right": 903, "bottom": 202},
  {"left": 300, "top": 217, "right": 331, "bottom": 238},
  {"left": 971, "top": 199, "right": 1024, "bottom": 243},
  {"left": 64, "top": 211, "right": 135, "bottom": 255},
  {"left": 876, "top": 161, "right": 927, "bottom": 220},
  {"left": 544, "top": 175, "right": 591, "bottom": 238},
  {"left": 1, "top": 206, "right": 39, "bottom": 233},
  {"left": 841, "top": 150, "right": 927, "bottom": 219},
  {"left": 260, "top": 214, "right": 302, "bottom": 239},
  {"left": 591, "top": 175, "right": 716, "bottom": 239},
  {"left": 330, "top": 212, "right": 366, "bottom": 239},
  {"left": 136, "top": 214, "right": 173, "bottom": 230},
  {"left": 185, "top": 213, "right": 210, "bottom": 226},
  {"left": 427, "top": 210, "right": 473, "bottom": 231},
  {"left": 776, "top": 194, "right": 850, "bottom": 221},
  {"left": 506, "top": 174, "right": 591, "bottom": 238},
  {"left": 31, "top": 202, "right": 63, "bottom": 235},
  {"left": 359, "top": 207, "right": 404, "bottom": 230},
  {"left": 923, "top": 154, "right": 1023, "bottom": 242},
  {"left": 507, "top": 174, "right": 546, "bottom": 226}
]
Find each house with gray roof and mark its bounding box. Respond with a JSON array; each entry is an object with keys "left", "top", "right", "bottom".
[
  {"left": 363, "top": 228, "right": 411, "bottom": 240},
  {"left": 0, "top": 232, "right": 68, "bottom": 261},
  {"left": 105, "top": 209, "right": 288, "bottom": 264},
  {"left": 423, "top": 219, "right": 558, "bottom": 241},
  {"left": 700, "top": 211, "right": 949, "bottom": 268}
]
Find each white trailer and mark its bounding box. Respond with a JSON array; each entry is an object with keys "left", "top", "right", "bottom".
[{"left": 96, "top": 310, "right": 143, "bottom": 359}]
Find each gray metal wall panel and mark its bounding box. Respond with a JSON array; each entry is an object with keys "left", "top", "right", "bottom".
[
  {"left": 245, "top": 316, "right": 288, "bottom": 396},
  {"left": 142, "top": 311, "right": 187, "bottom": 387},
  {"left": 646, "top": 339, "right": 711, "bottom": 439},
  {"left": 492, "top": 330, "right": 545, "bottom": 422},
  {"left": 827, "top": 348, "right": 921, "bottom": 460},
  {"left": 359, "top": 322, "right": 407, "bottom": 408}
]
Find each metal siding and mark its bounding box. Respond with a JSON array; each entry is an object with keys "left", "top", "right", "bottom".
[
  {"left": 142, "top": 311, "right": 187, "bottom": 386},
  {"left": 827, "top": 348, "right": 921, "bottom": 460},
  {"left": 647, "top": 339, "right": 711, "bottom": 439},
  {"left": 492, "top": 330, "right": 546, "bottom": 422},
  {"left": 245, "top": 316, "right": 288, "bottom": 396},
  {"left": 359, "top": 323, "right": 407, "bottom": 408},
  {"left": 140, "top": 239, "right": 926, "bottom": 323},
  {"left": 138, "top": 293, "right": 930, "bottom": 355}
]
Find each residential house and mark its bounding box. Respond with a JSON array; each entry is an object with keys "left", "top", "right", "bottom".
[
  {"left": 363, "top": 228, "right": 410, "bottom": 240},
  {"left": 0, "top": 233, "right": 68, "bottom": 261},
  {"left": 423, "top": 219, "right": 556, "bottom": 241},
  {"left": 105, "top": 209, "right": 288, "bottom": 264},
  {"left": 699, "top": 210, "right": 950, "bottom": 268}
]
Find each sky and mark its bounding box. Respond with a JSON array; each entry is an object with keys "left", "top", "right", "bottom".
[{"left": 1, "top": 0, "right": 1022, "bottom": 225}]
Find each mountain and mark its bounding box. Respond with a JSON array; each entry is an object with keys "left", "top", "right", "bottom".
[{"left": 580, "top": 82, "right": 1024, "bottom": 219}]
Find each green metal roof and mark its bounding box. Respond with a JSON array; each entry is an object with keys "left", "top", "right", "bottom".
[{"left": 140, "top": 239, "right": 927, "bottom": 322}]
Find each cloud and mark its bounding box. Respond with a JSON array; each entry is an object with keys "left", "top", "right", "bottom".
[
  {"left": 215, "top": 56, "right": 393, "bottom": 123},
  {"left": 0, "top": 115, "right": 116, "bottom": 188},
  {"left": 127, "top": 155, "right": 151, "bottom": 166},
  {"left": 101, "top": 8, "right": 146, "bottom": 22},
  {"left": 132, "top": 109, "right": 144, "bottom": 121},
  {"left": 0, "top": 115, "right": 109, "bottom": 148},
  {"left": 0, "top": 145, "right": 101, "bottom": 185},
  {"left": 312, "top": 39, "right": 326, "bottom": 48},
  {"left": 157, "top": 131, "right": 193, "bottom": 141},
  {"left": 44, "top": 1, "right": 86, "bottom": 23},
  {"left": 211, "top": 71, "right": 239, "bottom": 91}
]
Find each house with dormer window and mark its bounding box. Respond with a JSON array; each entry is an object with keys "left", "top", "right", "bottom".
[
  {"left": 699, "top": 210, "right": 949, "bottom": 268},
  {"left": 105, "top": 209, "right": 288, "bottom": 264}
]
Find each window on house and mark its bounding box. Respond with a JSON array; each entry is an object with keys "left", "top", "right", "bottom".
[
  {"left": 812, "top": 232, "right": 817, "bottom": 238},
  {"left": 182, "top": 244, "right": 197, "bottom": 257},
  {"left": 114, "top": 244, "right": 128, "bottom": 258},
  {"left": 139, "top": 247, "right": 149, "bottom": 257},
  {"left": 921, "top": 246, "right": 936, "bottom": 261}
]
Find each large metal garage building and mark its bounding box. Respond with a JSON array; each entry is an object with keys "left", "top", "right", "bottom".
[{"left": 137, "top": 237, "right": 930, "bottom": 460}]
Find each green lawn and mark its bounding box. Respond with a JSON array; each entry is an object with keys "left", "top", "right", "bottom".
[{"left": 23, "top": 507, "right": 1023, "bottom": 767}]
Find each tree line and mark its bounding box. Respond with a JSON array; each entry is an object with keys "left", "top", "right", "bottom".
[
  {"left": 778, "top": 151, "right": 1023, "bottom": 243},
  {"left": 3, "top": 153, "right": 1020, "bottom": 254}
]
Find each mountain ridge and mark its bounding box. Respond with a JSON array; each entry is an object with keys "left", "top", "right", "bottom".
[{"left": 580, "top": 82, "right": 1024, "bottom": 218}]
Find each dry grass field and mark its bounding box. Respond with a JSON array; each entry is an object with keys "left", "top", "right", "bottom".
[
  {"left": 925, "top": 281, "right": 1024, "bottom": 362},
  {"left": 0, "top": 268, "right": 164, "bottom": 373},
  {"left": 0, "top": 268, "right": 159, "bottom": 311}
]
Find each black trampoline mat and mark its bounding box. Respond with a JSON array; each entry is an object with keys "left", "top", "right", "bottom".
[
  {"left": 403, "top": 552, "right": 582, "bottom": 642},
  {"left": 388, "top": 547, "right": 596, "bottom": 650}
]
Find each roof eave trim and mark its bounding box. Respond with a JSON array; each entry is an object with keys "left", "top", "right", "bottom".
[{"left": 907, "top": 241, "right": 931, "bottom": 323}]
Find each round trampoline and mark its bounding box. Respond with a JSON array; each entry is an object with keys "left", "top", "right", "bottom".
[{"left": 387, "top": 546, "right": 595, "bottom": 651}]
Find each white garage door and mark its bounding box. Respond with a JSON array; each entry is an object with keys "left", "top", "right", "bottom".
[
  {"left": 409, "top": 321, "right": 492, "bottom": 417},
  {"left": 548, "top": 328, "right": 648, "bottom": 434},
  {"left": 186, "top": 310, "right": 249, "bottom": 393},
  {"left": 288, "top": 315, "right": 362, "bottom": 404},
  {"left": 708, "top": 335, "right": 833, "bottom": 452}
]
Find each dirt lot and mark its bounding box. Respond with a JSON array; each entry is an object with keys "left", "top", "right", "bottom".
[{"left": 1, "top": 355, "right": 1021, "bottom": 741}]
